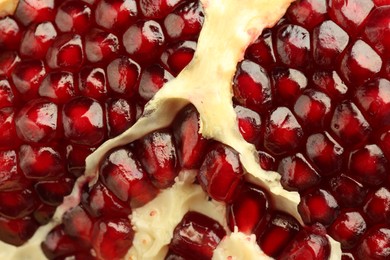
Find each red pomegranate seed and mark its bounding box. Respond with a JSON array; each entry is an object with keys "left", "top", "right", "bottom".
[
  {"left": 276, "top": 24, "right": 310, "bottom": 68},
  {"left": 363, "top": 6, "right": 390, "bottom": 57},
  {"left": 0, "top": 17, "right": 23, "bottom": 50},
  {"left": 85, "top": 29, "right": 119, "bottom": 64},
  {"left": 0, "top": 108, "right": 18, "bottom": 148},
  {"left": 363, "top": 187, "right": 390, "bottom": 224},
  {"left": 306, "top": 132, "right": 344, "bottom": 176},
  {"left": 198, "top": 143, "right": 244, "bottom": 203},
  {"left": 55, "top": 0, "right": 92, "bottom": 34},
  {"left": 164, "top": 1, "right": 204, "bottom": 40},
  {"left": 245, "top": 29, "right": 275, "bottom": 67},
  {"left": 82, "top": 182, "right": 132, "bottom": 218},
  {"left": 264, "top": 107, "right": 304, "bottom": 155},
  {"left": 349, "top": 144, "right": 388, "bottom": 186},
  {"left": 123, "top": 20, "right": 165, "bottom": 64},
  {"left": 293, "top": 89, "right": 332, "bottom": 129},
  {"left": 106, "top": 98, "right": 138, "bottom": 137},
  {"left": 19, "top": 145, "right": 65, "bottom": 180},
  {"left": 137, "top": 130, "right": 178, "bottom": 189},
  {"left": 173, "top": 105, "right": 209, "bottom": 169},
  {"left": 287, "top": 0, "right": 327, "bottom": 29},
  {"left": 258, "top": 212, "right": 300, "bottom": 258},
  {"left": 66, "top": 144, "right": 95, "bottom": 177},
  {"left": 328, "top": 210, "right": 367, "bottom": 249},
  {"left": 380, "top": 128, "right": 390, "bottom": 159},
  {"left": 95, "top": 0, "right": 138, "bottom": 31},
  {"left": 0, "top": 216, "right": 38, "bottom": 246},
  {"left": 0, "top": 51, "right": 20, "bottom": 77},
  {"left": 140, "top": 0, "right": 181, "bottom": 19},
  {"left": 62, "top": 97, "right": 105, "bottom": 146},
  {"left": 0, "top": 150, "right": 30, "bottom": 191},
  {"left": 235, "top": 105, "right": 262, "bottom": 146},
  {"left": 0, "top": 188, "right": 38, "bottom": 218},
  {"left": 33, "top": 203, "right": 56, "bottom": 225},
  {"left": 34, "top": 177, "right": 74, "bottom": 206},
  {"left": 165, "top": 250, "right": 186, "bottom": 260},
  {"left": 100, "top": 147, "right": 158, "bottom": 208},
  {"left": 138, "top": 64, "right": 174, "bottom": 101},
  {"left": 373, "top": 0, "right": 390, "bottom": 6},
  {"left": 272, "top": 68, "right": 307, "bottom": 105},
  {"left": 11, "top": 59, "right": 46, "bottom": 99},
  {"left": 233, "top": 60, "right": 272, "bottom": 113},
  {"left": 39, "top": 71, "right": 76, "bottom": 104},
  {"left": 62, "top": 205, "right": 93, "bottom": 241},
  {"left": 107, "top": 56, "right": 141, "bottom": 97},
  {"left": 20, "top": 22, "right": 57, "bottom": 59},
  {"left": 339, "top": 40, "right": 382, "bottom": 85},
  {"left": 227, "top": 183, "right": 269, "bottom": 234},
  {"left": 312, "top": 20, "right": 349, "bottom": 66},
  {"left": 78, "top": 67, "right": 107, "bottom": 101},
  {"left": 92, "top": 217, "right": 134, "bottom": 260},
  {"left": 298, "top": 188, "right": 340, "bottom": 226},
  {"left": 356, "top": 226, "right": 390, "bottom": 260},
  {"left": 15, "top": 0, "right": 55, "bottom": 26},
  {"left": 46, "top": 34, "right": 84, "bottom": 70},
  {"left": 329, "top": 174, "right": 368, "bottom": 208},
  {"left": 258, "top": 151, "right": 276, "bottom": 171},
  {"left": 330, "top": 100, "right": 372, "bottom": 148},
  {"left": 278, "top": 153, "right": 321, "bottom": 191},
  {"left": 170, "top": 211, "right": 226, "bottom": 259},
  {"left": 160, "top": 41, "right": 196, "bottom": 76},
  {"left": 312, "top": 70, "right": 348, "bottom": 100}
]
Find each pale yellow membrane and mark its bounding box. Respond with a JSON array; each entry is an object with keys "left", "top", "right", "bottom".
[
  {"left": 0, "top": 0, "right": 17, "bottom": 17},
  {"left": 0, "top": 0, "right": 342, "bottom": 259}
]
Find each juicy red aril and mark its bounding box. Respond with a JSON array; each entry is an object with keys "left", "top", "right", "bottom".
[
  {"left": 12, "top": 59, "right": 46, "bottom": 99},
  {"left": 33, "top": 204, "right": 56, "bottom": 225},
  {"left": 245, "top": 29, "right": 275, "bottom": 67},
  {"left": 106, "top": 98, "right": 138, "bottom": 137},
  {"left": 0, "top": 108, "right": 18, "bottom": 148},
  {"left": 0, "top": 150, "right": 29, "bottom": 191},
  {"left": 272, "top": 68, "right": 307, "bottom": 105},
  {"left": 329, "top": 174, "right": 368, "bottom": 208},
  {"left": 78, "top": 67, "right": 107, "bottom": 101},
  {"left": 39, "top": 71, "right": 76, "bottom": 104},
  {"left": 363, "top": 6, "right": 390, "bottom": 57},
  {"left": 227, "top": 183, "right": 269, "bottom": 234},
  {"left": 0, "top": 51, "right": 20, "bottom": 77},
  {"left": 198, "top": 143, "right": 244, "bottom": 203},
  {"left": 34, "top": 177, "right": 74, "bottom": 206},
  {"left": 138, "top": 64, "right": 174, "bottom": 101},
  {"left": 15, "top": 0, "right": 55, "bottom": 26},
  {"left": 235, "top": 105, "right": 262, "bottom": 146},
  {"left": 0, "top": 17, "right": 23, "bottom": 50},
  {"left": 46, "top": 34, "right": 84, "bottom": 70},
  {"left": 0, "top": 189, "right": 38, "bottom": 219},
  {"left": 312, "top": 70, "right": 348, "bottom": 100},
  {"left": 161, "top": 41, "right": 196, "bottom": 76},
  {"left": 258, "top": 151, "right": 276, "bottom": 171},
  {"left": 95, "top": 0, "right": 138, "bottom": 31},
  {"left": 20, "top": 22, "right": 57, "bottom": 59},
  {"left": 107, "top": 56, "right": 141, "bottom": 97},
  {"left": 66, "top": 144, "right": 95, "bottom": 177},
  {"left": 363, "top": 187, "right": 390, "bottom": 225},
  {"left": 356, "top": 226, "right": 390, "bottom": 260},
  {"left": 62, "top": 205, "right": 93, "bottom": 242},
  {"left": 85, "top": 29, "right": 119, "bottom": 64},
  {"left": 55, "top": 0, "right": 92, "bottom": 34},
  {"left": 170, "top": 211, "right": 226, "bottom": 259},
  {"left": 287, "top": 0, "right": 327, "bottom": 29},
  {"left": 140, "top": 0, "right": 181, "bottom": 19},
  {"left": 0, "top": 216, "right": 38, "bottom": 246}
]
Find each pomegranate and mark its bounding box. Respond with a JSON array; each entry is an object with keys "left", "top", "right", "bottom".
[{"left": 0, "top": 0, "right": 389, "bottom": 259}]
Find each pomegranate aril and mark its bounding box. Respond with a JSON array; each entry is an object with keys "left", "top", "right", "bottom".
[
  {"left": 106, "top": 98, "right": 137, "bottom": 137},
  {"left": 349, "top": 144, "right": 388, "bottom": 186},
  {"left": 20, "top": 22, "right": 57, "bottom": 59},
  {"left": 85, "top": 28, "right": 119, "bottom": 63},
  {"left": 165, "top": 251, "right": 186, "bottom": 260},
  {"left": 34, "top": 177, "right": 74, "bottom": 206},
  {"left": 233, "top": 60, "right": 272, "bottom": 113},
  {"left": 62, "top": 205, "right": 93, "bottom": 241},
  {"left": 100, "top": 147, "right": 158, "bottom": 208},
  {"left": 373, "top": 0, "right": 390, "bottom": 6},
  {"left": 33, "top": 203, "right": 56, "bottom": 225},
  {"left": 62, "top": 96, "right": 105, "bottom": 146},
  {"left": 0, "top": 108, "right": 18, "bottom": 148},
  {"left": 95, "top": 0, "right": 138, "bottom": 31},
  {"left": 140, "top": 0, "right": 181, "bottom": 19},
  {"left": 78, "top": 67, "right": 107, "bottom": 101},
  {"left": 92, "top": 217, "right": 134, "bottom": 260},
  {"left": 0, "top": 216, "right": 38, "bottom": 246},
  {"left": 278, "top": 153, "right": 321, "bottom": 191},
  {"left": 19, "top": 145, "right": 65, "bottom": 180},
  {"left": 0, "top": 51, "right": 21, "bottom": 77},
  {"left": 363, "top": 6, "right": 390, "bottom": 57},
  {"left": 39, "top": 71, "right": 76, "bottom": 104},
  {"left": 198, "top": 143, "right": 244, "bottom": 203},
  {"left": 306, "top": 132, "right": 344, "bottom": 176},
  {"left": 11, "top": 59, "right": 46, "bottom": 99},
  {"left": 161, "top": 41, "right": 196, "bottom": 76},
  {"left": 328, "top": 210, "right": 367, "bottom": 249},
  {"left": 264, "top": 107, "right": 304, "bottom": 156},
  {"left": 356, "top": 226, "right": 390, "bottom": 260},
  {"left": 246, "top": 29, "right": 275, "bottom": 66},
  {"left": 107, "top": 56, "right": 141, "bottom": 98},
  {"left": 55, "top": 0, "right": 92, "bottom": 34},
  {"left": 363, "top": 187, "right": 390, "bottom": 224},
  {"left": 380, "top": 128, "right": 390, "bottom": 160},
  {"left": 66, "top": 144, "right": 95, "bottom": 177},
  {"left": 15, "top": 0, "right": 55, "bottom": 26},
  {"left": 235, "top": 105, "right": 262, "bottom": 146},
  {"left": 46, "top": 34, "right": 84, "bottom": 70},
  {"left": 298, "top": 188, "right": 340, "bottom": 226},
  {"left": 227, "top": 183, "right": 269, "bottom": 234},
  {"left": 138, "top": 64, "right": 174, "bottom": 101},
  {"left": 0, "top": 150, "right": 29, "bottom": 191},
  {"left": 0, "top": 17, "right": 23, "bottom": 50},
  {"left": 287, "top": 0, "right": 327, "bottom": 29},
  {"left": 312, "top": 20, "right": 349, "bottom": 67},
  {"left": 312, "top": 70, "right": 348, "bottom": 100},
  {"left": 258, "top": 151, "right": 276, "bottom": 171},
  {"left": 329, "top": 174, "right": 368, "bottom": 208},
  {"left": 272, "top": 67, "right": 307, "bottom": 105},
  {"left": 169, "top": 211, "right": 226, "bottom": 259},
  {"left": 257, "top": 212, "right": 300, "bottom": 258},
  {"left": 0, "top": 188, "right": 38, "bottom": 219}
]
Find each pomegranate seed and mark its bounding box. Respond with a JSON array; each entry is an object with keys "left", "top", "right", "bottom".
[
  {"left": 233, "top": 60, "right": 272, "bottom": 113},
  {"left": 198, "top": 144, "right": 244, "bottom": 203},
  {"left": 264, "top": 107, "right": 304, "bottom": 155},
  {"left": 55, "top": 0, "right": 92, "bottom": 34},
  {"left": 373, "top": 0, "right": 390, "bottom": 6},
  {"left": 278, "top": 153, "right": 321, "bottom": 191},
  {"left": 272, "top": 68, "right": 307, "bottom": 105},
  {"left": 85, "top": 28, "right": 119, "bottom": 63},
  {"left": 92, "top": 217, "right": 134, "bottom": 260},
  {"left": 0, "top": 108, "right": 18, "bottom": 148},
  {"left": 0, "top": 188, "right": 38, "bottom": 218},
  {"left": 39, "top": 71, "right": 76, "bottom": 103},
  {"left": 0, "top": 51, "right": 20, "bottom": 77},
  {"left": 62, "top": 97, "right": 105, "bottom": 146},
  {"left": 107, "top": 56, "right": 141, "bottom": 97},
  {"left": 0, "top": 17, "right": 23, "bottom": 50},
  {"left": 356, "top": 226, "right": 390, "bottom": 260},
  {"left": 258, "top": 212, "right": 300, "bottom": 258},
  {"left": 235, "top": 105, "right": 262, "bottom": 145},
  {"left": 78, "top": 67, "right": 107, "bottom": 101},
  {"left": 328, "top": 210, "right": 367, "bottom": 249},
  {"left": 380, "top": 128, "right": 390, "bottom": 159},
  {"left": 106, "top": 98, "right": 137, "bottom": 137},
  {"left": 227, "top": 183, "right": 269, "bottom": 234},
  {"left": 0, "top": 150, "right": 29, "bottom": 191},
  {"left": 19, "top": 145, "right": 65, "bottom": 180},
  {"left": 138, "top": 64, "right": 174, "bottom": 101},
  {"left": 287, "top": 0, "right": 327, "bottom": 29},
  {"left": 15, "top": 0, "right": 55, "bottom": 26},
  {"left": 123, "top": 20, "right": 165, "bottom": 64},
  {"left": 298, "top": 188, "right": 340, "bottom": 226},
  {"left": 161, "top": 41, "right": 196, "bottom": 76},
  {"left": 62, "top": 205, "right": 93, "bottom": 241},
  {"left": 246, "top": 29, "right": 275, "bottom": 66},
  {"left": 66, "top": 144, "right": 95, "bottom": 177},
  {"left": 46, "top": 34, "right": 84, "bottom": 70},
  {"left": 329, "top": 174, "right": 368, "bottom": 208},
  {"left": 0, "top": 216, "right": 38, "bottom": 246},
  {"left": 33, "top": 203, "right": 56, "bottom": 225},
  {"left": 165, "top": 251, "right": 186, "bottom": 260},
  {"left": 11, "top": 59, "right": 46, "bottom": 99},
  {"left": 363, "top": 6, "right": 390, "bottom": 57},
  {"left": 363, "top": 187, "right": 390, "bottom": 224},
  {"left": 258, "top": 151, "right": 276, "bottom": 171},
  {"left": 95, "top": 0, "right": 138, "bottom": 31},
  {"left": 170, "top": 211, "right": 226, "bottom": 259},
  {"left": 100, "top": 147, "right": 158, "bottom": 208},
  {"left": 140, "top": 0, "right": 181, "bottom": 19},
  {"left": 34, "top": 177, "right": 74, "bottom": 206},
  {"left": 20, "top": 22, "right": 57, "bottom": 59},
  {"left": 312, "top": 70, "right": 348, "bottom": 100}
]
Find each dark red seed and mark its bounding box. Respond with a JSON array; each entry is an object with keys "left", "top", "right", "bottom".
[
  {"left": 160, "top": 41, "right": 196, "bottom": 76},
  {"left": 0, "top": 108, "right": 18, "bottom": 148},
  {"left": 12, "top": 59, "right": 46, "bottom": 100},
  {"left": 272, "top": 68, "right": 307, "bottom": 105},
  {"left": 0, "top": 17, "right": 23, "bottom": 50},
  {"left": 363, "top": 6, "right": 390, "bottom": 57},
  {"left": 329, "top": 174, "right": 368, "bottom": 208},
  {"left": 0, "top": 51, "right": 20, "bottom": 77},
  {"left": 0, "top": 188, "right": 38, "bottom": 218},
  {"left": 363, "top": 187, "right": 390, "bottom": 224},
  {"left": 78, "top": 67, "right": 107, "bottom": 101},
  {"left": 85, "top": 28, "right": 119, "bottom": 63},
  {"left": 95, "top": 0, "right": 138, "bottom": 31},
  {"left": 287, "top": 0, "right": 327, "bottom": 29},
  {"left": 138, "top": 64, "right": 174, "bottom": 101},
  {"left": 46, "top": 34, "right": 84, "bottom": 70},
  {"left": 39, "top": 71, "right": 76, "bottom": 104},
  {"left": 356, "top": 226, "right": 390, "bottom": 260},
  {"left": 258, "top": 151, "right": 276, "bottom": 171},
  {"left": 140, "top": 0, "right": 181, "bottom": 19},
  {"left": 34, "top": 177, "right": 74, "bottom": 206},
  {"left": 33, "top": 203, "right": 56, "bottom": 225},
  {"left": 20, "top": 22, "right": 57, "bottom": 59},
  {"left": 106, "top": 98, "right": 138, "bottom": 137},
  {"left": 0, "top": 150, "right": 29, "bottom": 191},
  {"left": 66, "top": 144, "right": 95, "bottom": 177},
  {"left": 235, "top": 105, "right": 262, "bottom": 146},
  {"left": 62, "top": 206, "right": 93, "bottom": 241},
  {"left": 0, "top": 216, "right": 38, "bottom": 246},
  {"left": 312, "top": 70, "right": 348, "bottom": 100},
  {"left": 55, "top": 0, "right": 92, "bottom": 34},
  {"left": 246, "top": 29, "right": 275, "bottom": 66}
]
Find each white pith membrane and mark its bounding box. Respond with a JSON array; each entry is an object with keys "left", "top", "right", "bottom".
[{"left": 0, "top": 0, "right": 343, "bottom": 259}]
